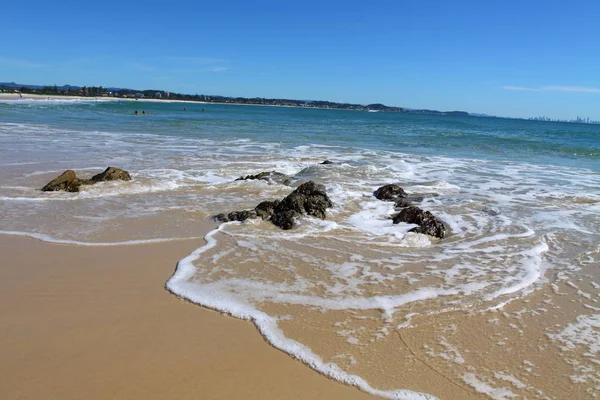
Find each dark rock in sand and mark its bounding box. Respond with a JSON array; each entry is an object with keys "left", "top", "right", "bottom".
[
  {"left": 269, "top": 180, "right": 333, "bottom": 229},
  {"left": 304, "top": 195, "right": 330, "bottom": 219},
  {"left": 41, "top": 170, "right": 86, "bottom": 192},
  {"left": 374, "top": 184, "right": 407, "bottom": 200},
  {"left": 408, "top": 219, "right": 447, "bottom": 238},
  {"left": 214, "top": 213, "right": 229, "bottom": 222},
  {"left": 236, "top": 171, "right": 291, "bottom": 186},
  {"left": 215, "top": 180, "right": 333, "bottom": 230},
  {"left": 276, "top": 193, "right": 308, "bottom": 215},
  {"left": 393, "top": 206, "right": 433, "bottom": 225},
  {"left": 255, "top": 200, "right": 280, "bottom": 220},
  {"left": 393, "top": 196, "right": 424, "bottom": 209},
  {"left": 320, "top": 160, "right": 334, "bottom": 165},
  {"left": 393, "top": 198, "right": 413, "bottom": 209},
  {"left": 214, "top": 210, "right": 258, "bottom": 223},
  {"left": 274, "top": 181, "right": 333, "bottom": 218},
  {"left": 91, "top": 167, "right": 131, "bottom": 183},
  {"left": 392, "top": 206, "right": 447, "bottom": 238},
  {"left": 292, "top": 181, "right": 332, "bottom": 204},
  {"left": 271, "top": 210, "right": 298, "bottom": 230}
]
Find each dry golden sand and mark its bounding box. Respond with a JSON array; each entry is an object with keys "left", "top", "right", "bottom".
[{"left": 0, "top": 235, "right": 374, "bottom": 400}]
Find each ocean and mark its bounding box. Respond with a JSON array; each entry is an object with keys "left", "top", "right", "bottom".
[{"left": 1, "top": 99, "right": 599, "bottom": 399}]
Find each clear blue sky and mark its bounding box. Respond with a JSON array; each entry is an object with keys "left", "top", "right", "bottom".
[{"left": 2, "top": 0, "right": 599, "bottom": 119}]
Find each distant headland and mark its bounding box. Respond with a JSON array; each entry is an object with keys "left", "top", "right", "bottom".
[{"left": 0, "top": 81, "right": 468, "bottom": 116}]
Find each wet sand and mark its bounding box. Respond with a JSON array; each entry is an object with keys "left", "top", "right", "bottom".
[
  {"left": 1, "top": 232, "right": 595, "bottom": 399},
  {"left": 0, "top": 235, "right": 374, "bottom": 399}
]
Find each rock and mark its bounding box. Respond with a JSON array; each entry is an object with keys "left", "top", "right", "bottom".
[
  {"left": 41, "top": 167, "right": 131, "bottom": 193},
  {"left": 91, "top": 167, "right": 131, "bottom": 183},
  {"left": 274, "top": 181, "right": 333, "bottom": 219},
  {"left": 236, "top": 171, "right": 291, "bottom": 186},
  {"left": 214, "top": 210, "right": 257, "bottom": 223},
  {"left": 304, "top": 195, "right": 330, "bottom": 219},
  {"left": 320, "top": 160, "right": 334, "bottom": 165},
  {"left": 393, "top": 196, "right": 424, "bottom": 209},
  {"left": 216, "top": 180, "right": 333, "bottom": 231},
  {"left": 41, "top": 170, "right": 85, "bottom": 192},
  {"left": 392, "top": 206, "right": 432, "bottom": 225},
  {"left": 271, "top": 210, "right": 298, "bottom": 230},
  {"left": 293, "top": 181, "right": 332, "bottom": 206},
  {"left": 394, "top": 198, "right": 413, "bottom": 209},
  {"left": 392, "top": 206, "right": 447, "bottom": 239},
  {"left": 409, "top": 219, "right": 447, "bottom": 238},
  {"left": 214, "top": 213, "right": 229, "bottom": 222},
  {"left": 275, "top": 193, "right": 307, "bottom": 214},
  {"left": 374, "top": 184, "right": 406, "bottom": 200},
  {"left": 255, "top": 200, "right": 280, "bottom": 220}
]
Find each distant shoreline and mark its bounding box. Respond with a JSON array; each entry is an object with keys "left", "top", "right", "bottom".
[
  {"left": 0, "top": 93, "right": 469, "bottom": 115},
  {"left": 0, "top": 93, "right": 204, "bottom": 105}
]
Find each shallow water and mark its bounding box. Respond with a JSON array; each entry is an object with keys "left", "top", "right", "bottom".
[{"left": 1, "top": 99, "right": 599, "bottom": 399}]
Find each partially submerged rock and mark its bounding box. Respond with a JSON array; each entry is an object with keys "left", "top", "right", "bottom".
[
  {"left": 392, "top": 206, "right": 447, "bottom": 239},
  {"left": 41, "top": 170, "right": 88, "bottom": 193},
  {"left": 215, "top": 210, "right": 257, "bottom": 223},
  {"left": 320, "top": 160, "right": 334, "bottom": 165},
  {"left": 393, "top": 196, "right": 424, "bottom": 209},
  {"left": 41, "top": 167, "right": 131, "bottom": 193},
  {"left": 235, "top": 171, "right": 291, "bottom": 186},
  {"left": 214, "top": 180, "right": 333, "bottom": 230},
  {"left": 91, "top": 167, "right": 131, "bottom": 183},
  {"left": 374, "top": 184, "right": 406, "bottom": 200},
  {"left": 255, "top": 200, "right": 280, "bottom": 220},
  {"left": 409, "top": 219, "right": 447, "bottom": 238},
  {"left": 271, "top": 210, "right": 298, "bottom": 230},
  {"left": 273, "top": 181, "right": 333, "bottom": 227}
]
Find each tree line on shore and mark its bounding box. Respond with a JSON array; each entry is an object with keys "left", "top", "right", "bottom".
[{"left": 0, "top": 82, "right": 468, "bottom": 115}]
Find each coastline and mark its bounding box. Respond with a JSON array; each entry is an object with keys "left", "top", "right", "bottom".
[
  {"left": 1, "top": 101, "right": 598, "bottom": 399},
  {"left": 0, "top": 92, "right": 204, "bottom": 104},
  {"left": 0, "top": 234, "right": 375, "bottom": 399},
  {"left": 4, "top": 230, "right": 587, "bottom": 399},
  {"left": 0, "top": 92, "right": 381, "bottom": 112}
]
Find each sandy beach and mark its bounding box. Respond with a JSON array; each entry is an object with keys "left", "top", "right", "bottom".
[
  {"left": 0, "top": 234, "right": 377, "bottom": 400},
  {"left": 4, "top": 231, "right": 592, "bottom": 399},
  {"left": 0, "top": 92, "right": 203, "bottom": 104},
  {"left": 2, "top": 99, "right": 598, "bottom": 399}
]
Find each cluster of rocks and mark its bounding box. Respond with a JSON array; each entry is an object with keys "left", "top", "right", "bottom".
[
  {"left": 41, "top": 167, "right": 131, "bottom": 193},
  {"left": 373, "top": 184, "right": 448, "bottom": 239},
  {"left": 235, "top": 171, "right": 291, "bottom": 186},
  {"left": 215, "top": 180, "right": 332, "bottom": 230}
]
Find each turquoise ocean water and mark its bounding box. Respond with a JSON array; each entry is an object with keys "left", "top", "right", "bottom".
[
  {"left": 1, "top": 99, "right": 599, "bottom": 399},
  {"left": 1, "top": 99, "right": 599, "bottom": 170}
]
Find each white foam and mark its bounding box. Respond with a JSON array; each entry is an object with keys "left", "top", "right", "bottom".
[
  {"left": 0, "top": 230, "right": 200, "bottom": 246},
  {"left": 462, "top": 373, "right": 517, "bottom": 400},
  {"left": 488, "top": 241, "right": 549, "bottom": 299},
  {"left": 547, "top": 314, "right": 600, "bottom": 355},
  {"left": 166, "top": 226, "right": 437, "bottom": 399}
]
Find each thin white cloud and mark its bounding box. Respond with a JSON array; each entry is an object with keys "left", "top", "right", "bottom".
[
  {"left": 0, "top": 57, "right": 44, "bottom": 68},
  {"left": 173, "top": 67, "right": 229, "bottom": 73},
  {"left": 168, "top": 56, "right": 229, "bottom": 64},
  {"left": 503, "top": 85, "right": 600, "bottom": 93}
]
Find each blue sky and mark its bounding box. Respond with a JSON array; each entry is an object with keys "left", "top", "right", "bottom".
[{"left": 2, "top": 0, "right": 599, "bottom": 119}]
